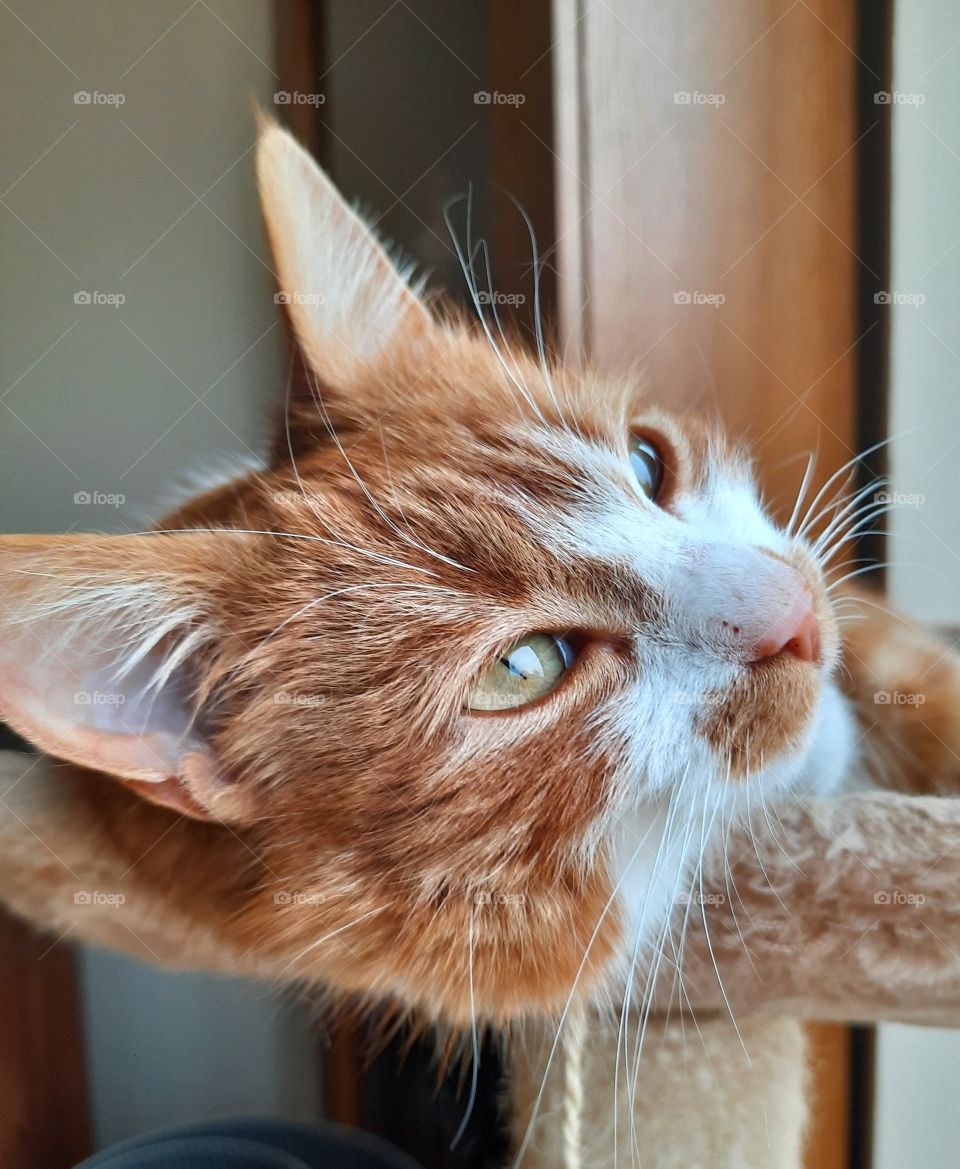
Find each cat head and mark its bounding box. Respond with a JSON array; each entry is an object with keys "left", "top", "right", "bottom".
[{"left": 0, "top": 120, "right": 843, "bottom": 1022}]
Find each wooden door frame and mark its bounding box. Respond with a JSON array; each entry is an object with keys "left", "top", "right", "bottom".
[{"left": 0, "top": 736, "right": 90, "bottom": 1168}]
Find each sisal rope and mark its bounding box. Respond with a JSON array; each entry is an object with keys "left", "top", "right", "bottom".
[{"left": 562, "top": 997, "right": 587, "bottom": 1169}]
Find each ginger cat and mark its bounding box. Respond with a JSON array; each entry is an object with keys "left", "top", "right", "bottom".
[{"left": 1, "top": 118, "right": 957, "bottom": 1031}]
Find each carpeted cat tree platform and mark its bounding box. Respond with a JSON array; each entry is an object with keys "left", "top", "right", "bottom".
[
  {"left": 511, "top": 794, "right": 960, "bottom": 1168},
  {"left": 2, "top": 750, "right": 959, "bottom": 1169}
]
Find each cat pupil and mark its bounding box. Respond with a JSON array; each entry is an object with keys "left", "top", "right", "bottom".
[{"left": 503, "top": 645, "right": 544, "bottom": 680}]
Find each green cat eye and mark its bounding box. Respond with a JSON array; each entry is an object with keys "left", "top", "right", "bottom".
[
  {"left": 466, "top": 633, "right": 575, "bottom": 712},
  {"left": 629, "top": 434, "right": 664, "bottom": 500}
]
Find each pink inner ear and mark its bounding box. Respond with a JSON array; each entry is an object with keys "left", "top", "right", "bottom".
[
  {"left": 0, "top": 624, "right": 211, "bottom": 792},
  {"left": 256, "top": 119, "right": 435, "bottom": 397},
  {"left": 0, "top": 660, "right": 184, "bottom": 783}
]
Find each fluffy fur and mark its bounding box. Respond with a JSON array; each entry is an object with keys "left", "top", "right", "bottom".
[{"left": 1, "top": 120, "right": 957, "bottom": 1049}]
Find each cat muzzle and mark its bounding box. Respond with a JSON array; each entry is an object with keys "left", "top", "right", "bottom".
[{"left": 671, "top": 545, "right": 822, "bottom": 666}]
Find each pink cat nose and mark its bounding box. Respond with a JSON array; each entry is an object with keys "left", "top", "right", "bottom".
[
  {"left": 673, "top": 545, "right": 824, "bottom": 667},
  {"left": 749, "top": 589, "right": 821, "bottom": 664}
]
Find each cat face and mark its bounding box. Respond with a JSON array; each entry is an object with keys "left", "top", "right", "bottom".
[{"left": 0, "top": 120, "right": 843, "bottom": 1022}]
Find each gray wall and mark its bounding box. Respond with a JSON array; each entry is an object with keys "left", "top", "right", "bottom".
[{"left": 0, "top": 0, "right": 320, "bottom": 1147}]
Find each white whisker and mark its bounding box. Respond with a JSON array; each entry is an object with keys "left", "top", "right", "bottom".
[
  {"left": 785, "top": 448, "right": 817, "bottom": 536},
  {"left": 279, "top": 906, "right": 385, "bottom": 975},
  {"left": 301, "top": 365, "right": 473, "bottom": 575},
  {"left": 451, "top": 907, "right": 479, "bottom": 1149}
]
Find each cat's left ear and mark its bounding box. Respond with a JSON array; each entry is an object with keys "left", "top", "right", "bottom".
[
  {"left": 257, "top": 114, "right": 442, "bottom": 435},
  {"left": 0, "top": 534, "right": 253, "bottom": 823}
]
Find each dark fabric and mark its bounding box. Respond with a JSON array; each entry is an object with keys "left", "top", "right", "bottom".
[
  {"left": 77, "top": 1135, "right": 306, "bottom": 1169},
  {"left": 75, "top": 1119, "right": 426, "bottom": 1169}
]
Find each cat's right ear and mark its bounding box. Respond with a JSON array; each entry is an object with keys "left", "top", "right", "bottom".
[{"left": 256, "top": 114, "right": 442, "bottom": 440}]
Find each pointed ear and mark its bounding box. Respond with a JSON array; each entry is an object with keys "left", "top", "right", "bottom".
[
  {"left": 0, "top": 533, "right": 253, "bottom": 823},
  {"left": 256, "top": 114, "right": 440, "bottom": 439}
]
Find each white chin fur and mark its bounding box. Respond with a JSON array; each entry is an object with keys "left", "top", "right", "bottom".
[
  {"left": 794, "top": 679, "right": 862, "bottom": 795},
  {"left": 607, "top": 681, "right": 861, "bottom": 1002}
]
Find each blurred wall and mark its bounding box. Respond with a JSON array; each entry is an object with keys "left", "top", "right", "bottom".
[
  {"left": 875, "top": 1, "right": 960, "bottom": 1166},
  {"left": 887, "top": 0, "right": 960, "bottom": 628},
  {"left": 0, "top": 0, "right": 320, "bottom": 1147}
]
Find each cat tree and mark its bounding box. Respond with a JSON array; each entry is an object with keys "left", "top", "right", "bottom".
[{"left": 511, "top": 792, "right": 960, "bottom": 1167}]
